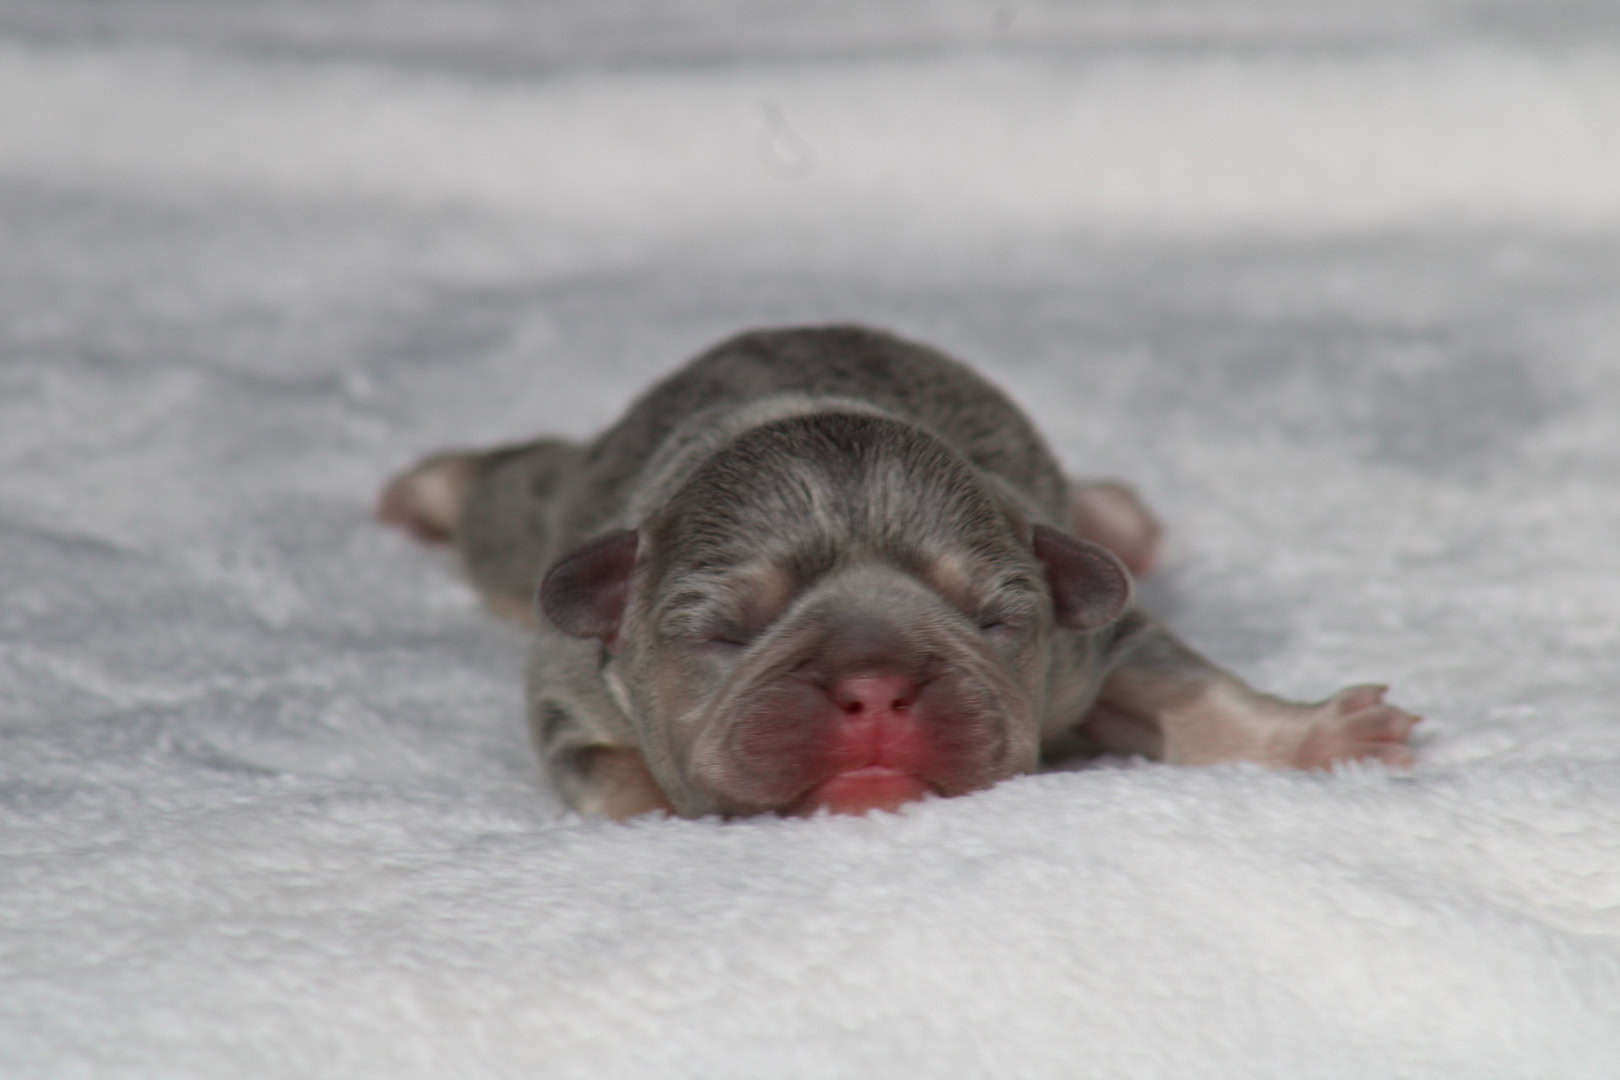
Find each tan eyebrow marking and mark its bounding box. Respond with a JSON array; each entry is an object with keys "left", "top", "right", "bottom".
[
  {"left": 733, "top": 561, "right": 796, "bottom": 630},
  {"left": 922, "top": 552, "right": 979, "bottom": 614}
]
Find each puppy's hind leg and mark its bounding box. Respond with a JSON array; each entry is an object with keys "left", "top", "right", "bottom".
[
  {"left": 1069, "top": 479, "right": 1162, "bottom": 577},
  {"left": 378, "top": 436, "right": 583, "bottom": 625},
  {"left": 377, "top": 448, "right": 475, "bottom": 544},
  {"left": 1084, "top": 613, "right": 1422, "bottom": 771}
]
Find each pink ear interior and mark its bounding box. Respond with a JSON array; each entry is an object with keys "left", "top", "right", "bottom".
[
  {"left": 1032, "top": 524, "right": 1132, "bottom": 631},
  {"left": 539, "top": 529, "right": 640, "bottom": 639}
]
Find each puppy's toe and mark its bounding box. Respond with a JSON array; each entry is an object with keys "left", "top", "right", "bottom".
[{"left": 1295, "top": 687, "right": 1422, "bottom": 770}]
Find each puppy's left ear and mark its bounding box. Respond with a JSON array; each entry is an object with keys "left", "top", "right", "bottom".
[
  {"left": 539, "top": 529, "right": 640, "bottom": 640},
  {"left": 1032, "top": 524, "right": 1132, "bottom": 631}
]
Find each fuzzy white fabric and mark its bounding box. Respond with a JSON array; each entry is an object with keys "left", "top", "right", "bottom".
[{"left": 4, "top": 2, "right": 1619, "bottom": 1076}]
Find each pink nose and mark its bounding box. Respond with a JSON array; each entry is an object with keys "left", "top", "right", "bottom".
[
  {"left": 830, "top": 673, "right": 919, "bottom": 717},
  {"left": 824, "top": 673, "right": 929, "bottom": 777}
]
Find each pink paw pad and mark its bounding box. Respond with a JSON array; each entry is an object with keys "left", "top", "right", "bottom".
[
  {"left": 375, "top": 454, "right": 473, "bottom": 545},
  {"left": 1296, "top": 684, "right": 1422, "bottom": 770}
]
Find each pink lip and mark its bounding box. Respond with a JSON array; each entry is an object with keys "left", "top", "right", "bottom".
[{"left": 794, "top": 766, "right": 936, "bottom": 816}]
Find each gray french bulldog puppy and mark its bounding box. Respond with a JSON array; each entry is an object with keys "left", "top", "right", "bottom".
[{"left": 379, "top": 325, "right": 1419, "bottom": 819}]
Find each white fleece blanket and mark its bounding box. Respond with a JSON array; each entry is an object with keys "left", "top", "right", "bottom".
[{"left": 4, "top": 2, "right": 1619, "bottom": 1076}]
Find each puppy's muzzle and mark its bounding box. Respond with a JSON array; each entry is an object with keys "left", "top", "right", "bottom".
[{"left": 689, "top": 616, "right": 1032, "bottom": 815}]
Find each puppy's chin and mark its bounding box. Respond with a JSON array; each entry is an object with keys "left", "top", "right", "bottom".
[{"left": 789, "top": 768, "right": 939, "bottom": 816}]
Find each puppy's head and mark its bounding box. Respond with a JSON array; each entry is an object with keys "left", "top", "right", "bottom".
[{"left": 540, "top": 413, "right": 1130, "bottom": 817}]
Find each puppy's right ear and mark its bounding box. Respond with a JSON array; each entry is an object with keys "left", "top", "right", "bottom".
[{"left": 539, "top": 529, "right": 640, "bottom": 640}]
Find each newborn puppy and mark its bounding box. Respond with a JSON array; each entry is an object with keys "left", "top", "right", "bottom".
[{"left": 379, "top": 325, "right": 1418, "bottom": 819}]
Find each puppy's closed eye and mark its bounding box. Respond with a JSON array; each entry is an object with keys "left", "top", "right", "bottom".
[
  {"left": 972, "top": 582, "right": 1041, "bottom": 639},
  {"left": 703, "top": 624, "right": 754, "bottom": 649}
]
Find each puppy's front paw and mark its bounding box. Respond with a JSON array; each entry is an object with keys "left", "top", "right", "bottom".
[{"left": 1294, "top": 684, "right": 1422, "bottom": 770}]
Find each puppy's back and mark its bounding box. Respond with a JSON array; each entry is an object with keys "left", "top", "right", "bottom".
[{"left": 576, "top": 325, "right": 1069, "bottom": 531}]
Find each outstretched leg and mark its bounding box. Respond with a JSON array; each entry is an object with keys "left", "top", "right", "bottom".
[
  {"left": 1081, "top": 612, "right": 1421, "bottom": 769},
  {"left": 377, "top": 436, "right": 583, "bottom": 625}
]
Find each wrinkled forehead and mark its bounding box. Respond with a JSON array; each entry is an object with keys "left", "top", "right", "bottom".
[{"left": 645, "top": 413, "right": 1029, "bottom": 589}]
